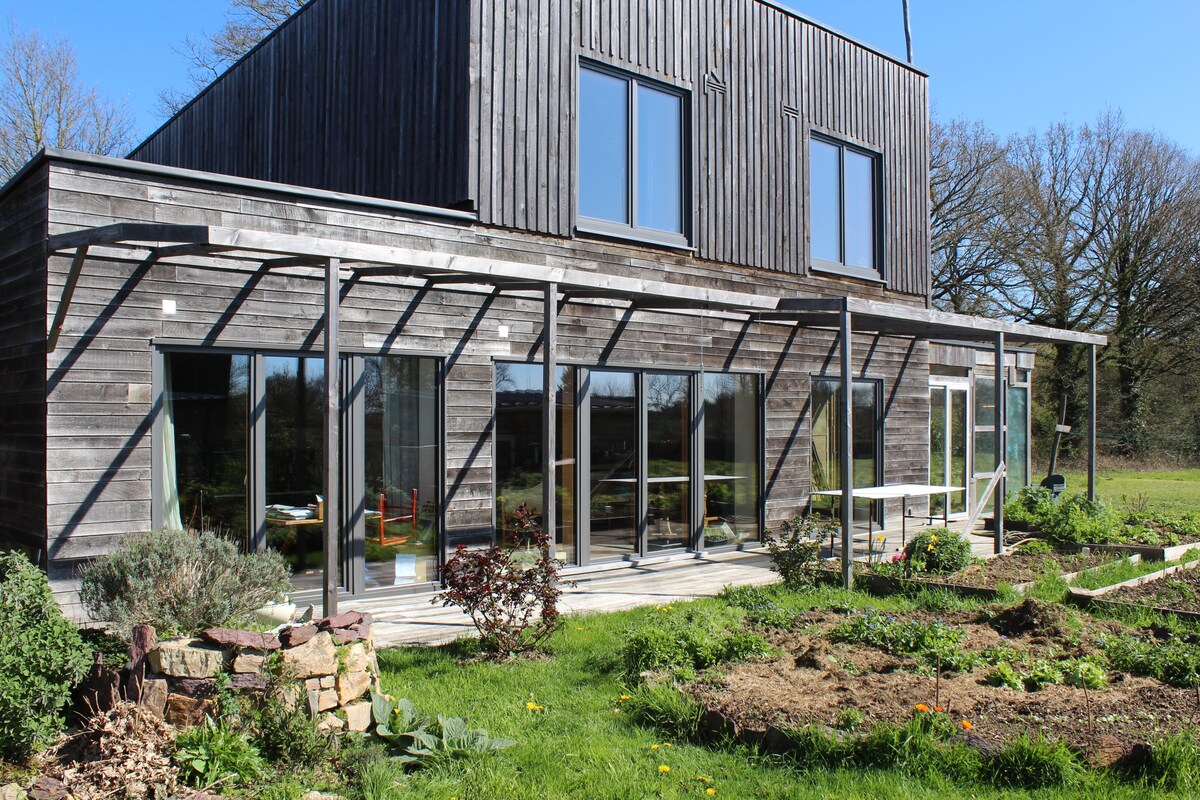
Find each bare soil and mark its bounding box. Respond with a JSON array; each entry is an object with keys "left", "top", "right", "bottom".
[
  {"left": 1104, "top": 566, "right": 1200, "bottom": 613},
  {"left": 692, "top": 601, "right": 1200, "bottom": 763}
]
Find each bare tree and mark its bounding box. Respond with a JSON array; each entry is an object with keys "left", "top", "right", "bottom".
[
  {"left": 929, "top": 117, "right": 1010, "bottom": 314},
  {"left": 0, "top": 24, "right": 135, "bottom": 180},
  {"left": 158, "top": 0, "right": 306, "bottom": 116}
]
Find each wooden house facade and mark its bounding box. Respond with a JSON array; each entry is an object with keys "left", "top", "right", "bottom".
[{"left": 0, "top": 0, "right": 1104, "bottom": 608}]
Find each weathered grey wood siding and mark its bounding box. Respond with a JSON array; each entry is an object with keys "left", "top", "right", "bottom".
[
  {"left": 472, "top": 0, "right": 930, "bottom": 295},
  {"left": 44, "top": 158, "right": 928, "bottom": 566},
  {"left": 0, "top": 165, "right": 48, "bottom": 560},
  {"left": 130, "top": 0, "right": 472, "bottom": 210}
]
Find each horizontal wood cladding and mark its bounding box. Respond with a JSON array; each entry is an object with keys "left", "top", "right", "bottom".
[
  {"left": 131, "top": 0, "right": 471, "bottom": 210},
  {"left": 0, "top": 165, "right": 48, "bottom": 559},
  {"left": 43, "top": 161, "right": 930, "bottom": 562},
  {"left": 473, "top": 0, "right": 930, "bottom": 295}
]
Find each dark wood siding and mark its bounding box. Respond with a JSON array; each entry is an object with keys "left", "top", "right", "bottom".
[
  {"left": 130, "top": 0, "right": 472, "bottom": 210},
  {"left": 0, "top": 165, "right": 48, "bottom": 560},
  {"left": 45, "top": 159, "right": 928, "bottom": 564},
  {"left": 473, "top": 0, "right": 930, "bottom": 296}
]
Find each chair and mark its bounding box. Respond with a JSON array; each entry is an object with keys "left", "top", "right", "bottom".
[{"left": 377, "top": 489, "right": 418, "bottom": 546}]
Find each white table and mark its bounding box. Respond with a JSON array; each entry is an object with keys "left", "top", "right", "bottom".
[{"left": 810, "top": 484, "right": 965, "bottom": 549}]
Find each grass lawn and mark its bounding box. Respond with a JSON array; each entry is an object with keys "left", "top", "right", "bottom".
[
  {"left": 369, "top": 593, "right": 1169, "bottom": 800},
  {"left": 1061, "top": 468, "right": 1200, "bottom": 515}
]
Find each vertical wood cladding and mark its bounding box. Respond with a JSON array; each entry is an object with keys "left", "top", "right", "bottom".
[
  {"left": 131, "top": 0, "right": 471, "bottom": 210},
  {"left": 42, "top": 160, "right": 929, "bottom": 564},
  {"left": 474, "top": 0, "right": 930, "bottom": 296},
  {"left": 0, "top": 166, "right": 48, "bottom": 559}
]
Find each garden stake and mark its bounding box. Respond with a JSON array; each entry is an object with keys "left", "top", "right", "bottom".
[{"left": 935, "top": 651, "right": 942, "bottom": 710}]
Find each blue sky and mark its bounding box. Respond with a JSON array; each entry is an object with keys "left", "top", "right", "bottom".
[{"left": 6, "top": 0, "right": 1200, "bottom": 155}]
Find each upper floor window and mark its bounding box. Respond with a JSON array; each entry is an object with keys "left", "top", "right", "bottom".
[
  {"left": 578, "top": 63, "right": 687, "bottom": 246},
  {"left": 810, "top": 135, "right": 881, "bottom": 279}
]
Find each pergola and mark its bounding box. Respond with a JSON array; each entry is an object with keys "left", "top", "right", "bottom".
[{"left": 47, "top": 222, "right": 1108, "bottom": 611}]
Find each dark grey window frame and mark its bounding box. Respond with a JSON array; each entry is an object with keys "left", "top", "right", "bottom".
[
  {"left": 575, "top": 59, "right": 692, "bottom": 249},
  {"left": 808, "top": 133, "right": 884, "bottom": 283},
  {"left": 151, "top": 343, "right": 446, "bottom": 598}
]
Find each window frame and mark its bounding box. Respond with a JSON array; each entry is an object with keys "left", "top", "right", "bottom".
[
  {"left": 808, "top": 132, "right": 884, "bottom": 283},
  {"left": 575, "top": 60, "right": 691, "bottom": 249}
]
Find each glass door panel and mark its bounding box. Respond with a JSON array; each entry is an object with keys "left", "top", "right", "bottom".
[
  {"left": 1006, "top": 386, "right": 1029, "bottom": 493},
  {"left": 589, "top": 371, "right": 638, "bottom": 562},
  {"left": 263, "top": 355, "right": 328, "bottom": 589},
  {"left": 811, "top": 379, "right": 879, "bottom": 525},
  {"left": 363, "top": 356, "right": 439, "bottom": 589},
  {"left": 930, "top": 383, "right": 969, "bottom": 518},
  {"left": 949, "top": 388, "right": 969, "bottom": 514},
  {"left": 164, "top": 352, "right": 251, "bottom": 546},
  {"left": 646, "top": 373, "right": 689, "bottom": 552},
  {"left": 703, "top": 374, "right": 760, "bottom": 546},
  {"left": 929, "top": 386, "right": 947, "bottom": 516}
]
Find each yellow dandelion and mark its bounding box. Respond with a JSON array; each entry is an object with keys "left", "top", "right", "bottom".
[
  {"left": 696, "top": 777, "right": 711, "bottom": 783},
  {"left": 650, "top": 744, "right": 660, "bottom": 751},
  {"left": 662, "top": 743, "right": 672, "bottom": 748},
  {"left": 707, "top": 789, "right": 717, "bottom": 796},
  {"left": 658, "top": 765, "right": 671, "bottom": 774},
  {"left": 576, "top": 626, "right": 585, "bottom": 631},
  {"left": 619, "top": 694, "right": 631, "bottom": 702}
]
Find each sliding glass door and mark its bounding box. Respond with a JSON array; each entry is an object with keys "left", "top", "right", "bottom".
[
  {"left": 929, "top": 380, "right": 969, "bottom": 517},
  {"left": 589, "top": 370, "right": 639, "bottom": 562},
  {"left": 646, "top": 373, "right": 690, "bottom": 553}
]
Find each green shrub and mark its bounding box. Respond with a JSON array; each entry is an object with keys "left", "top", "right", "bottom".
[
  {"left": 986, "top": 662, "right": 1024, "bottom": 690},
  {"left": 1063, "top": 658, "right": 1107, "bottom": 690},
  {"left": 0, "top": 550, "right": 91, "bottom": 761},
  {"left": 1004, "top": 486, "right": 1055, "bottom": 526},
  {"left": 1021, "top": 659, "right": 1064, "bottom": 691},
  {"left": 79, "top": 529, "right": 291, "bottom": 640},
  {"left": 902, "top": 529, "right": 972, "bottom": 575},
  {"left": 1101, "top": 633, "right": 1200, "bottom": 687},
  {"left": 765, "top": 515, "right": 832, "bottom": 589},
  {"left": 620, "top": 606, "right": 772, "bottom": 677},
  {"left": 1012, "top": 538, "right": 1053, "bottom": 555},
  {"left": 175, "top": 717, "right": 267, "bottom": 788},
  {"left": 621, "top": 683, "right": 704, "bottom": 740},
  {"left": 1040, "top": 494, "right": 1124, "bottom": 545},
  {"left": 984, "top": 734, "right": 1084, "bottom": 789}
]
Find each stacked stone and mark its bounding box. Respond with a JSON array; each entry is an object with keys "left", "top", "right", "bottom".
[{"left": 138, "top": 611, "right": 380, "bottom": 733}]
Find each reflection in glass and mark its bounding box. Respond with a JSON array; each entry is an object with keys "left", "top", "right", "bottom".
[
  {"left": 637, "top": 86, "right": 682, "bottom": 234},
  {"left": 263, "top": 356, "right": 328, "bottom": 587},
  {"left": 164, "top": 352, "right": 250, "bottom": 545},
  {"left": 646, "top": 373, "right": 689, "bottom": 551},
  {"left": 810, "top": 139, "right": 841, "bottom": 263},
  {"left": 493, "top": 363, "right": 577, "bottom": 563},
  {"left": 579, "top": 68, "right": 629, "bottom": 224},
  {"left": 949, "top": 389, "right": 968, "bottom": 514},
  {"left": 810, "top": 378, "right": 879, "bottom": 524},
  {"left": 363, "top": 356, "right": 438, "bottom": 589},
  {"left": 704, "top": 374, "right": 760, "bottom": 546},
  {"left": 589, "top": 371, "right": 638, "bottom": 561},
  {"left": 844, "top": 149, "right": 876, "bottom": 269},
  {"left": 1006, "top": 386, "right": 1029, "bottom": 493},
  {"left": 930, "top": 387, "right": 946, "bottom": 516},
  {"left": 930, "top": 386, "right": 969, "bottom": 517}
]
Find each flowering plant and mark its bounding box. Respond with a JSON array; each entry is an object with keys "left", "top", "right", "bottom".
[{"left": 902, "top": 528, "right": 972, "bottom": 575}]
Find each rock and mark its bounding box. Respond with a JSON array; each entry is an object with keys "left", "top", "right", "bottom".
[
  {"left": 305, "top": 678, "right": 322, "bottom": 693},
  {"left": 165, "top": 694, "right": 214, "bottom": 727},
  {"left": 317, "top": 712, "right": 345, "bottom": 733},
  {"left": 0, "top": 783, "right": 27, "bottom": 800},
  {"left": 233, "top": 652, "right": 266, "bottom": 674},
  {"left": 307, "top": 689, "right": 322, "bottom": 717},
  {"left": 342, "top": 642, "right": 370, "bottom": 674},
  {"left": 139, "top": 678, "right": 169, "bottom": 718},
  {"left": 317, "top": 688, "right": 339, "bottom": 712},
  {"left": 278, "top": 683, "right": 302, "bottom": 710},
  {"left": 343, "top": 700, "right": 371, "bottom": 732},
  {"left": 71, "top": 651, "right": 120, "bottom": 718},
  {"left": 282, "top": 631, "right": 337, "bottom": 678},
  {"left": 302, "top": 792, "right": 344, "bottom": 800},
  {"left": 337, "top": 671, "right": 372, "bottom": 705},
  {"left": 28, "top": 777, "right": 67, "bottom": 800},
  {"left": 318, "top": 611, "right": 366, "bottom": 630},
  {"left": 172, "top": 677, "right": 218, "bottom": 697},
  {"left": 331, "top": 627, "right": 366, "bottom": 645},
  {"left": 126, "top": 623, "right": 159, "bottom": 700},
  {"left": 149, "top": 639, "right": 228, "bottom": 678},
  {"left": 201, "top": 628, "right": 281, "bottom": 651},
  {"left": 319, "top": 675, "right": 336, "bottom": 689},
  {"left": 227, "top": 673, "right": 268, "bottom": 691},
  {"left": 280, "top": 625, "right": 318, "bottom": 648}
]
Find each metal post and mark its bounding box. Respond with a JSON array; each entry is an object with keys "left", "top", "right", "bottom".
[
  {"left": 1088, "top": 344, "right": 1097, "bottom": 502},
  {"left": 839, "top": 307, "right": 854, "bottom": 589},
  {"left": 993, "top": 333, "right": 1005, "bottom": 554},
  {"left": 542, "top": 282, "right": 558, "bottom": 550},
  {"left": 323, "top": 258, "right": 341, "bottom": 617}
]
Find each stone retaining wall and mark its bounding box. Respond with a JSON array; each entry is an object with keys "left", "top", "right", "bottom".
[{"left": 136, "top": 610, "right": 381, "bottom": 733}]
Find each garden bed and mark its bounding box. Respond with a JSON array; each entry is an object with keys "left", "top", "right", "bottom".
[
  {"left": 693, "top": 599, "right": 1200, "bottom": 760},
  {"left": 852, "top": 548, "right": 1124, "bottom": 598},
  {"left": 1074, "top": 559, "right": 1200, "bottom": 622}
]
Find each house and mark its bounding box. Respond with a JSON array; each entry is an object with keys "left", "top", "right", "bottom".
[{"left": 0, "top": 0, "right": 1104, "bottom": 613}]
